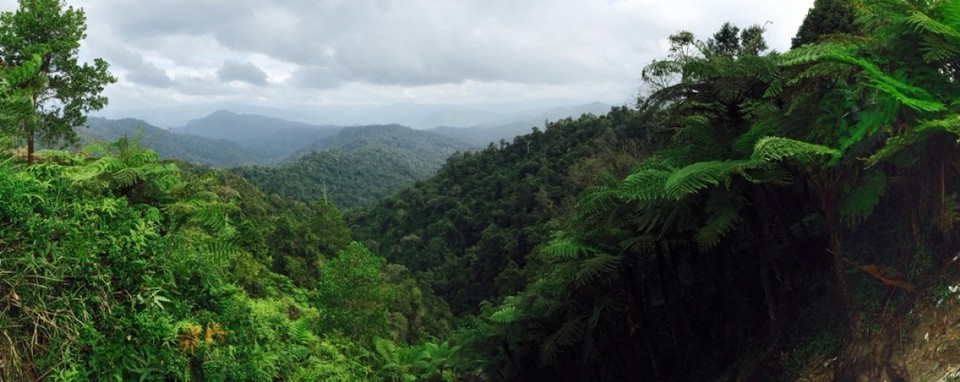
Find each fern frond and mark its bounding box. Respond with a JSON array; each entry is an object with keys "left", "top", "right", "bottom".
[
  {"left": 866, "top": 115, "right": 960, "bottom": 166},
  {"left": 619, "top": 167, "right": 671, "bottom": 202},
  {"left": 942, "top": 0, "right": 960, "bottom": 29},
  {"left": 540, "top": 238, "right": 595, "bottom": 262},
  {"left": 841, "top": 171, "right": 887, "bottom": 226},
  {"left": 906, "top": 10, "right": 960, "bottom": 39},
  {"left": 576, "top": 186, "right": 622, "bottom": 215},
  {"left": 696, "top": 192, "right": 745, "bottom": 251},
  {"left": 539, "top": 316, "right": 586, "bottom": 366},
  {"left": 663, "top": 160, "right": 741, "bottom": 199},
  {"left": 489, "top": 306, "right": 522, "bottom": 324},
  {"left": 288, "top": 319, "right": 314, "bottom": 345},
  {"left": 575, "top": 254, "right": 621, "bottom": 287},
  {"left": 751, "top": 136, "right": 840, "bottom": 164}
]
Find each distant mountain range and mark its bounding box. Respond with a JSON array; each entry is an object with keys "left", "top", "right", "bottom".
[
  {"left": 76, "top": 102, "right": 617, "bottom": 207},
  {"left": 97, "top": 101, "right": 616, "bottom": 131},
  {"left": 81, "top": 117, "right": 268, "bottom": 167},
  {"left": 173, "top": 110, "right": 341, "bottom": 161},
  {"left": 235, "top": 124, "right": 476, "bottom": 209},
  {"left": 425, "top": 102, "right": 614, "bottom": 146}
]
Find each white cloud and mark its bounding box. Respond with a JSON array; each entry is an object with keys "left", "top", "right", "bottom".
[{"left": 0, "top": 0, "right": 816, "bottom": 115}]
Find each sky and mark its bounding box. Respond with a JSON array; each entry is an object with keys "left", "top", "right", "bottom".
[{"left": 0, "top": 0, "right": 815, "bottom": 121}]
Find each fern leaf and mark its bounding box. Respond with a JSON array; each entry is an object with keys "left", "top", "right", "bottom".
[
  {"left": 288, "top": 319, "right": 314, "bottom": 345},
  {"left": 696, "top": 204, "right": 743, "bottom": 251},
  {"left": 489, "top": 306, "right": 522, "bottom": 324},
  {"left": 540, "top": 238, "right": 594, "bottom": 262},
  {"left": 539, "top": 316, "right": 586, "bottom": 366},
  {"left": 751, "top": 136, "right": 839, "bottom": 164},
  {"left": 906, "top": 10, "right": 960, "bottom": 39},
  {"left": 663, "top": 160, "right": 739, "bottom": 199},
  {"left": 619, "top": 167, "right": 671, "bottom": 201},
  {"left": 575, "top": 254, "right": 621, "bottom": 287},
  {"left": 866, "top": 115, "right": 960, "bottom": 166},
  {"left": 576, "top": 186, "right": 622, "bottom": 215},
  {"left": 841, "top": 171, "right": 887, "bottom": 226}
]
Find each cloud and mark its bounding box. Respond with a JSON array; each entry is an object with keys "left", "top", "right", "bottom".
[
  {"left": 217, "top": 60, "right": 268, "bottom": 85},
  {"left": 0, "top": 0, "right": 815, "bottom": 112},
  {"left": 95, "top": 45, "right": 174, "bottom": 88}
]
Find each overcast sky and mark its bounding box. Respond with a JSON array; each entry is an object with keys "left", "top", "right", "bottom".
[{"left": 0, "top": 0, "right": 814, "bottom": 115}]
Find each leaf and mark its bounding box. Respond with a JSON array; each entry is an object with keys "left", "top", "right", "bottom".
[
  {"left": 751, "top": 136, "right": 840, "bottom": 164},
  {"left": 841, "top": 171, "right": 887, "bottom": 225},
  {"left": 489, "top": 306, "right": 522, "bottom": 324},
  {"left": 663, "top": 160, "right": 742, "bottom": 199},
  {"left": 575, "top": 254, "right": 621, "bottom": 287}
]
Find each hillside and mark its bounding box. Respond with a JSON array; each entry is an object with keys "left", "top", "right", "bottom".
[
  {"left": 348, "top": 106, "right": 647, "bottom": 313},
  {"left": 428, "top": 102, "right": 614, "bottom": 146},
  {"left": 235, "top": 124, "right": 474, "bottom": 209},
  {"left": 174, "top": 110, "right": 341, "bottom": 160},
  {"left": 80, "top": 117, "right": 268, "bottom": 167}
]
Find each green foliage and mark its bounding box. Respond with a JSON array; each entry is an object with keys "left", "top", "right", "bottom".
[
  {"left": 350, "top": 106, "right": 648, "bottom": 313},
  {"left": 0, "top": 135, "right": 406, "bottom": 380},
  {"left": 792, "top": 0, "right": 858, "bottom": 48},
  {"left": 235, "top": 124, "right": 475, "bottom": 210},
  {"left": 81, "top": 117, "right": 270, "bottom": 168},
  {"left": 0, "top": 0, "right": 116, "bottom": 160}
]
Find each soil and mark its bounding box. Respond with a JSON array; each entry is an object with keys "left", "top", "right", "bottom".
[{"left": 794, "top": 298, "right": 960, "bottom": 382}]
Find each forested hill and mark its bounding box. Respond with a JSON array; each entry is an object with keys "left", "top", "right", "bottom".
[
  {"left": 174, "top": 110, "right": 341, "bottom": 161},
  {"left": 234, "top": 124, "right": 475, "bottom": 209},
  {"left": 81, "top": 117, "right": 267, "bottom": 167},
  {"left": 427, "top": 102, "right": 614, "bottom": 146},
  {"left": 349, "top": 1, "right": 960, "bottom": 380},
  {"left": 293, "top": 124, "right": 475, "bottom": 162},
  {"left": 348, "top": 106, "right": 650, "bottom": 313}
]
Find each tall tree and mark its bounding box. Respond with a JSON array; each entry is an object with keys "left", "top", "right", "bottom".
[
  {"left": 791, "top": 0, "right": 858, "bottom": 48},
  {"left": 0, "top": 0, "right": 115, "bottom": 164}
]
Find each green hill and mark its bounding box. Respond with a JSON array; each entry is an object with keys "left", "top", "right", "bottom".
[
  {"left": 235, "top": 124, "right": 475, "bottom": 209},
  {"left": 80, "top": 117, "right": 269, "bottom": 167},
  {"left": 174, "top": 110, "right": 341, "bottom": 161}
]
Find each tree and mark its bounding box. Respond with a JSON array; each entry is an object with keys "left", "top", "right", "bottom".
[
  {"left": 791, "top": 0, "right": 857, "bottom": 48},
  {"left": 0, "top": 0, "right": 115, "bottom": 164}
]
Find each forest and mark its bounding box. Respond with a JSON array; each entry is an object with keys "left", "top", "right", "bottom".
[{"left": 2, "top": 0, "right": 960, "bottom": 380}]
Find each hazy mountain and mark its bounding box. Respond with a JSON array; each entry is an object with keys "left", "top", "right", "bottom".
[
  {"left": 296, "top": 124, "right": 475, "bottom": 158},
  {"left": 173, "top": 110, "right": 340, "bottom": 160},
  {"left": 429, "top": 102, "right": 614, "bottom": 146},
  {"left": 79, "top": 117, "right": 269, "bottom": 167},
  {"left": 97, "top": 101, "right": 616, "bottom": 130},
  {"left": 235, "top": 124, "right": 474, "bottom": 209}
]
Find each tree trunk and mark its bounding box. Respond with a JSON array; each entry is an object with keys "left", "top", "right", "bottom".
[
  {"left": 822, "top": 189, "right": 861, "bottom": 334},
  {"left": 746, "top": 204, "right": 779, "bottom": 337},
  {"left": 26, "top": 130, "right": 34, "bottom": 165}
]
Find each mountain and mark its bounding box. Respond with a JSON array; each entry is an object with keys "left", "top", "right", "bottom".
[
  {"left": 98, "top": 101, "right": 616, "bottom": 131},
  {"left": 428, "top": 102, "right": 615, "bottom": 146},
  {"left": 296, "top": 123, "right": 475, "bottom": 160},
  {"left": 174, "top": 110, "right": 341, "bottom": 161},
  {"left": 235, "top": 124, "right": 474, "bottom": 209},
  {"left": 79, "top": 117, "right": 268, "bottom": 167}
]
